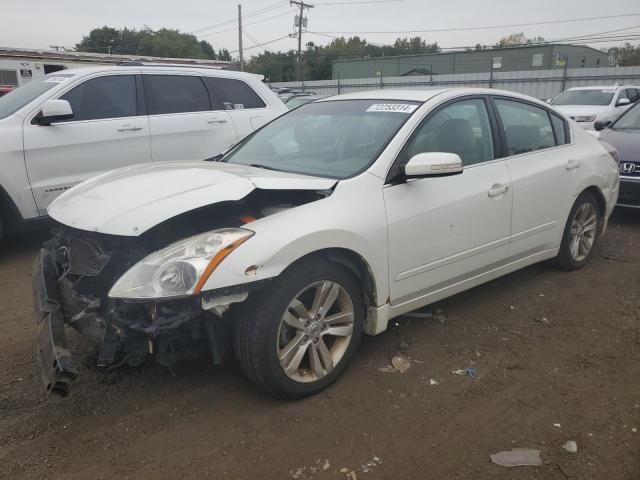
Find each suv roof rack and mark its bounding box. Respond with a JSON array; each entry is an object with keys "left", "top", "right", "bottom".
[{"left": 116, "top": 62, "right": 224, "bottom": 69}]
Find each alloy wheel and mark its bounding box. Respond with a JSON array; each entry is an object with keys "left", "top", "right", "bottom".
[
  {"left": 277, "top": 280, "right": 355, "bottom": 383},
  {"left": 569, "top": 202, "right": 598, "bottom": 262}
]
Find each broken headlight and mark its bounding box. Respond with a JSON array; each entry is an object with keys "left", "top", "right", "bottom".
[{"left": 109, "top": 228, "right": 253, "bottom": 300}]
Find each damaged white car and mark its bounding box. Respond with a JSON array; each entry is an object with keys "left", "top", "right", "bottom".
[{"left": 34, "top": 89, "right": 619, "bottom": 398}]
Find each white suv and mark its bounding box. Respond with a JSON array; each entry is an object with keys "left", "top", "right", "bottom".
[
  {"left": 551, "top": 85, "right": 640, "bottom": 129},
  {"left": 0, "top": 65, "right": 287, "bottom": 243}
]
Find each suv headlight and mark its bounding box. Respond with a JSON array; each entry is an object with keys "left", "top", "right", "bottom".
[
  {"left": 109, "top": 228, "right": 253, "bottom": 300},
  {"left": 575, "top": 115, "right": 595, "bottom": 122}
]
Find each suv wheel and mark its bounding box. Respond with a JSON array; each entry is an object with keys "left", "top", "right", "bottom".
[
  {"left": 555, "top": 191, "right": 601, "bottom": 270},
  {"left": 234, "top": 259, "right": 364, "bottom": 398}
]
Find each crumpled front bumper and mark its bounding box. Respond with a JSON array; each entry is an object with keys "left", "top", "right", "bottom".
[{"left": 32, "top": 248, "right": 78, "bottom": 396}]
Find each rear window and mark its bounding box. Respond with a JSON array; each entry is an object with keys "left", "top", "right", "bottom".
[
  {"left": 204, "top": 77, "right": 266, "bottom": 110},
  {"left": 144, "top": 75, "right": 211, "bottom": 115},
  {"left": 495, "top": 99, "right": 557, "bottom": 156}
]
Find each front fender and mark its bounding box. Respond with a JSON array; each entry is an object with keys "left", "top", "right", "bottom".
[{"left": 200, "top": 173, "right": 390, "bottom": 307}]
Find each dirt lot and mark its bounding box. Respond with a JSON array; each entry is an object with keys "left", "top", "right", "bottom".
[{"left": 1, "top": 211, "right": 639, "bottom": 480}]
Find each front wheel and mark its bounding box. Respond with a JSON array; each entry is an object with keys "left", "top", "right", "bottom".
[
  {"left": 234, "top": 259, "right": 364, "bottom": 398},
  {"left": 555, "top": 191, "right": 601, "bottom": 270}
]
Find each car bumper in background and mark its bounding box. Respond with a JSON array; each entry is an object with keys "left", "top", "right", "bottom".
[{"left": 617, "top": 178, "right": 640, "bottom": 209}]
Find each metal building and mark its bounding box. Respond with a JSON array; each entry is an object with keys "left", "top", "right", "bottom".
[{"left": 332, "top": 44, "right": 610, "bottom": 80}]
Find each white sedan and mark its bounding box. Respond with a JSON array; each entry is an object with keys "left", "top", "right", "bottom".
[{"left": 35, "top": 88, "right": 619, "bottom": 398}]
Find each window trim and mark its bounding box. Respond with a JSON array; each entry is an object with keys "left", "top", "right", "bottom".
[
  {"left": 488, "top": 95, "right": 572, "bottom": 160},
  {"left": 384, "top": 94, "right": 503, "bottom": 184},
  {"left": 28, "top": 72, "right": 141, "bottom": 126},
  {"left": 142, "top": 73, "right": 212, "bottom": 116},
  {"left": 202, "top": 76, "right": 269, "bottom": 111}
]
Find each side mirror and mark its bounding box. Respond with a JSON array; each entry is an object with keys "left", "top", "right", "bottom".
[
  {"left": 594, "top": 119, "right": 611, "bottom": 131},
  {"left": 616, "top": 98, "right": 631, "bottom": 107},
  {"left": 404, "top": 152, "right": 463, "bottom": 178},
  {"left": 36, "top": 99, "right": 73, "bottom": 125},
  {"left": 545, "top": 98, "right": 553, "bottom": 104}
]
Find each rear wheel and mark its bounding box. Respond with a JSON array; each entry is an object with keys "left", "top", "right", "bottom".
[
  {"left": 234, "top": 258, "right": 364, "bottom": 398},
  {"left": 555, "top": 191, "right": 601, "bottom": 270}
]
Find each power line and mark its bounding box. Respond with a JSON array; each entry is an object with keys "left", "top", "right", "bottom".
[
  {"left": 229, "top": 35, "right": 291, "bottom": 54},
  {"left": 314, "top": 0, "right": 405, "bottom": 4},
  {"left": 198, "top": 10, "right": 294, "bottom": 38},
  {"left": 314, "top": 13, "right": 640, "bottom": 35},
  {"left": 191, "top": 1, "right": 288, "bottom": 34}
]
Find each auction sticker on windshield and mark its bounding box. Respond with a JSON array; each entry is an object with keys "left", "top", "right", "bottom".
[{"left": 366, "top": 103, "right": 418, "bottom": 113}]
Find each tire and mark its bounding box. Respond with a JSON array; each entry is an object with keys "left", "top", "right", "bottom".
[
  {"left": 555, "top": 191, "right": 601, "bottom": 270},
  {"left": 234, "top": 258, "right": 364, "bottom": 399}
]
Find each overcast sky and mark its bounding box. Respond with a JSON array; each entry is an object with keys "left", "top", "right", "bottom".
[{"left": 1, "top": 0, "right": 639, "bottom": 56}]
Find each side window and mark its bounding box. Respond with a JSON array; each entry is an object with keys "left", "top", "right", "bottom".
[
  {"left": 626, "top": 89, "right": 639, "bottom": 103},
  {"left": 618, "top": 89, "right": 628, "bottom": 102},
  {"left": 204, "top": 77, "right": 266, "bottom": 110},
  {"left": 405, "top": 98, "right": 494, "bottom": 166},
  {"left": 144, "top": 75, "right": 211, "bottom": 115},
  {"left": 494, "top": 99, "right": 556, "bottom": 156},
  {"left": 60, "top": 75, "right": 137, "bottom": 121},
  {"left": 550, "top": 113, "right": 569, "bottom": 145}
]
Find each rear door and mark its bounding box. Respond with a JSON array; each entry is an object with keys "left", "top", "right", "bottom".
[
  {"left": 491, "top": 97, "right": 577, "bottom": 257},
  {"left": 143, "top": 74, "right": 237, "bottom": 162},
  {"left": 203, "top": 77, "right": 271, "bottom": 140},
  {"left": 23, "top": 73, "right": 151, "bottom": 214}
]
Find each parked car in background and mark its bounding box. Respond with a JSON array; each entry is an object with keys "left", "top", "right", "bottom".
[
  {"left": 34, "top": 88, "right": 618, "bottom": 398},
  {"left": 285, "top": 93, "right": 326, "bottom": 109},
  {"left": 0, "top": 85, "right": 13, "bottom": 97},
  {"left": 596, "top": 101, "right": 640, "bottom": 208},
  {"left": 551, "top": 85, "right": 640, "bottom": 130},
  {"left": 0, "top": 65, "right": 287, "bottom": 244}
]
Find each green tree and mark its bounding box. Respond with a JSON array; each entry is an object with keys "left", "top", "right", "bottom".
[
  {"left": 76, "top": 26, "right": 218, "bottom": 59},
  {"left": 608, "top": 43, "right": 640, "bottom": 66},
  {"left": 496, "top": 32, "right": 545, "bottom": 47}
]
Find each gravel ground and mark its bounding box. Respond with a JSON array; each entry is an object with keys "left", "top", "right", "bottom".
[{"left": 0, "top": 210, "right": 639, "bottom": 480}]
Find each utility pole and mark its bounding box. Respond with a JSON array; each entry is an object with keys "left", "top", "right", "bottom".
[
  {"left": 290, "top": 0, "right": 313, "bottom": 81},
  {"left": 238, "top": 4, "right": 244, "bottom": 71}
]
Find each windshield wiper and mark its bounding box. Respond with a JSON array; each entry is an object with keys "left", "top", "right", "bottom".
[{"left": 248, "top": 163, "right": 282, "bottom": 172}]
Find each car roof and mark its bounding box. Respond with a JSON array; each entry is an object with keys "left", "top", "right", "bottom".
[
  {"left": 317, "top": 88, "right": 545, "bottom": 104},
  {"left": 45, "top": 65, "right": 264, "bottom": 81}
]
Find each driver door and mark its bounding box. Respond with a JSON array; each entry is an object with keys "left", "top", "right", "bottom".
[
  {"left": 384, "top": 97, "right": 512, "bottom": 306},
  {"left": 23, "top": 73, "right": 151, "bottom": 214}
]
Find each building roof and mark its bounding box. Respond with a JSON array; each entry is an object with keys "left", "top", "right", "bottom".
[{"left": 331, "top": 43, "right": 607, "bottom": 64}]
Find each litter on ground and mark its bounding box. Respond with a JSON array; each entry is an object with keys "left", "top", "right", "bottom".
[{"left": 490, "top": 448, "right": 543, "bottom": 467}]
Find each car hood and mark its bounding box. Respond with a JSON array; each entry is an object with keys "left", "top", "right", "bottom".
[
  {"left": 599, "top": 129, "right": 640, "bottom": 163},
  {"left": 552, "top": 105, "right": 606, "bottom": 119},
  {"left": 48, "top": 161, "right": 337, "bottom": 236}
]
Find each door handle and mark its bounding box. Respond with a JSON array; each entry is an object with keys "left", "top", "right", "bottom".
[
  {"left": 566, "top": 160, "right": 582, "bottom": 171},
  {"left": 117, "top": 125, "right": 143, "bottom": 132},
  {"left": 488, "top": 183, "right": 510, "bottom": 197},
  {"left": 207, "top": 117, "right": 228, "bottom": 124}
]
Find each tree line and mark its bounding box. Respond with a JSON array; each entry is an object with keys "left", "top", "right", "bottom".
[{"left": 74, "top": 27, "right": 640, "bottom": 81}]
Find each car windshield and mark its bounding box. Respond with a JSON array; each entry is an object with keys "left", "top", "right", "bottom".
[
  {"left": 552, "top": 89, "right": 615, "bottom": 106},
  {"left": 225, "top": 99, "right": 419, "bottom": 178},
  {"left": 612, "top": 102, "right": 640, "bottom": 130},
  {"left": 0, "top": 74, "right": 75, "bottom": 119}
]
